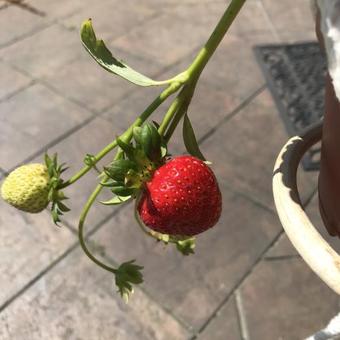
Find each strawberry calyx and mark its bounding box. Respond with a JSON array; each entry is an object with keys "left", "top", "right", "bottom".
[
  {"left": 45, "top": 153, "right": 70, "bottom": 225},
  {"left": 101, "top": 122, "right": 168, "bottom": 204}
]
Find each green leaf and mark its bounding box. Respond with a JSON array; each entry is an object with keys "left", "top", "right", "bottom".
[
  {"left": 183, "top": 113, "right": 206, "bottom": 161},
  {"left": 81, "top": 19, "right": 170, "bottom": 87},
  {"left": 100, "top": 195, "right": 132, "bottom": 205},
  {"left": 114, "top": 260, "right": 144, "bottom": 302}
]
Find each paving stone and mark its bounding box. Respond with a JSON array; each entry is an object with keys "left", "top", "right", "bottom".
[
  {"left": 0, "top": 246, "right": 190, "bottom": 340},
  {"left": 90, "top": 181, "right": 281, "bottom": 330},
  {"left": 0, "top": 24, "right": 82, "bottom": 78},
  {"left": 240, "top": 257, "right": 339, "bottom": 340},
  {"left": 100, "top": 86, "right": 159, "bottom": 134},
  {"left": 100, "top": 2, "right": 278, "bottom": 153},
  {"left": 265, "top": 232, "right": 298, "bottom": 258},
  {"left": 43, "top": 50, "right": 163, "bottom": 113},
  {"left": 102, "top": 77, "right": 241, "bottom": 154},
  {"left": 61, "top": 0, "right": 157, "bottom": 41},
  {"left": 0, "top": 83, "right": 92, "bottom": 170},
  {"left": 101, "top": 84, "right": 184, "bottom": 153},
  {"left": 261, "top": 0, "right": 315, "bottom": 42},
  {"left": 199, "top": 1, "right": 277, "bottom": 94},
  {"left": 111, "top": 2, "right": 227, "bottom": 68},
  {"left": 199, "top": 89, "right": 316, "bottom": 211},
  {"left": 0, "top": 5, "right": 47, "bottom": 47},
  {"left": 0, "top": 198, "right": 75, "bottom": 308},
  {"left": 27, "top": 0, "right": 104, "bottom": 20},
  {"left": 41, "top": 117, "right": 122, "bottom": 231},
  {"left": 0, "top": 61, "right": 31, "bottom": 101},
  {"left": 197, "top": 296, "right": 242, "bottom": 340}
]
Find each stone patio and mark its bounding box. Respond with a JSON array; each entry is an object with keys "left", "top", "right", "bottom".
[{"left": 0, "top": 0, "right": 337, "bottom": 339}]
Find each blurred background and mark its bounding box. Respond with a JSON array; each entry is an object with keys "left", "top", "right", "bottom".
[{"left": 0, "top": 0, "right": 338, "bottom": 339}]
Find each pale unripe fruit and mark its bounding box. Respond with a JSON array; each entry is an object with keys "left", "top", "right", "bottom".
[{"left": 1, "top": 164, "right": 50, "bottom": 213}]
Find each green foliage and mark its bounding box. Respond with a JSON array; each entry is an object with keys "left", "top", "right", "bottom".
[
  {"left": 45, "top": 153, "right": 70, "bottom": 225},
  {"left": 101, "top": 122, "right": 167, "bottom": 206},
  {"left": 83, "top": 153, "right": 100, "bottom": 173},
  {"left": 81, "top": 19, "right": 171, "bottom": 87},
  {"left": 100, "top": 195, "right": 132, "bottom": 205},
  {"left": 156, "top": 233, "right": 196, "bottom": 256},
  {"left": 175, "top": 237, "right": 196, "bottom": 255},
  {"left": 141, "top": 123, "right": 162, "bottom": 161},
  {"left": 183, "top": 113, "right": 206, "bottom": 161},
  {"left": 114, "top": 260, "right": 144, "bottom": 302}
]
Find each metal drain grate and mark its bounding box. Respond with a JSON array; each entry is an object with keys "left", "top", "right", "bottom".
[{"left": 255, "top": 42, "right": 327, "bottom": 171}]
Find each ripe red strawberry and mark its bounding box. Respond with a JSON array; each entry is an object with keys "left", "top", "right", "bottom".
[{"left": 138, "top": 155, "right": 222, "bottom": 236}]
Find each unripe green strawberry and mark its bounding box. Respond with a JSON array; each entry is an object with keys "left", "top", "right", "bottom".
[
  {"left": 138, "top": 156, "right": 222, "bottom": 236},
  {"left": 1, "top": 163, "right": 50, "bottom": 213}
]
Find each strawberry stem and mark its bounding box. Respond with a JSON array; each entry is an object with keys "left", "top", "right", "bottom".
[
  {"left": 60, "top": 0, "right": 245, "bottom": 189},
  {"left": 76, "top": 0, "right": 245, "bottom": 296},
  {"left": 59, "top": 81, "right": 182, "bottom": 189},
  {"left": 78, "top": 182, "right": 116, "bottom": 274}
]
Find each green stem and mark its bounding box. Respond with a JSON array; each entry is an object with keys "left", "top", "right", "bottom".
[
  {"left": 60, "top": 81, "right": 182, "bottom": 189},
  {"left": 77, "top": 0, "right": 246, "bottom": 276},
  {"left": 160, "top": 0, "right": 245, "bottom": 139},
  {"left": 186, "top": 0, "right": 245, "bottom": 78},
  {"left": 158, "top": 88, "right": 186, "bottom": 136},
  {"left": 78, "top": 181, "right": 117, "bottom": 273}
]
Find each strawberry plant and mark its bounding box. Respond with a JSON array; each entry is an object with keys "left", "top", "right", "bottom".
[{"left": 1, "top": 0, "right": 245, "bottom": 301}]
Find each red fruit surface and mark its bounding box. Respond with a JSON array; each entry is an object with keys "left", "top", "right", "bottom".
[{"left": 138, "top": 155, "right": 222, "bottom": 236}]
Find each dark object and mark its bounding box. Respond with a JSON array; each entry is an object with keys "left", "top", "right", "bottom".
[{"left": 255, "top": 42, "right": 327, "bottom": 171}]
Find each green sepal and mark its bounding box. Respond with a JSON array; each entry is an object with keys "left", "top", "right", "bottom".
[
  {"left": 183, "top": 113, "right": 206, "bottom": 161},
  {"left": 44, "top": 152, "right": 70, "bottom": 226},
  {"left": 116, "top": 138, "right": 135, "bottom": 161},
  {"left": 140, "top": 123, "right": 153, "bottom": 158},
  {"left": 83, "top": 153, "right": 96, "bottom": 167},
  {"left": 152, "top": 120, "right": 160, "bottom": 129},
  {"left": 99, "top": 178, "right": 117, "bottom": 187},
  {"left": 160, "top": 143, "right": 168, "bottom": 158},
  {"left": 104, "top": 159, "right": 137, "bottom": 182},
  {"left": 175, "top": 237, "right": 196, "bottom": 256},
  {"left": 81, "top": 19, "right": 170, "bottom": 87},
  {"left": 100, "top": 195, "right": 132, "bottom": 205},
  {"left": 111, "top": 186, "right": 135, "bottom": 197},
  {"left": 57, "top": 201, "right": 71, "bottom": 212},
  {"left": 141, "top": 123, "right": 162, "bottom": 161},
  {"left": 125, "top": 169, "right": 143, "bottom": 188},
  {"left": 133, "top": 127, "right": 143, "bottom": 145},
  {"left": 114, "top": 260, "right": 144, "bottom": 302}
]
